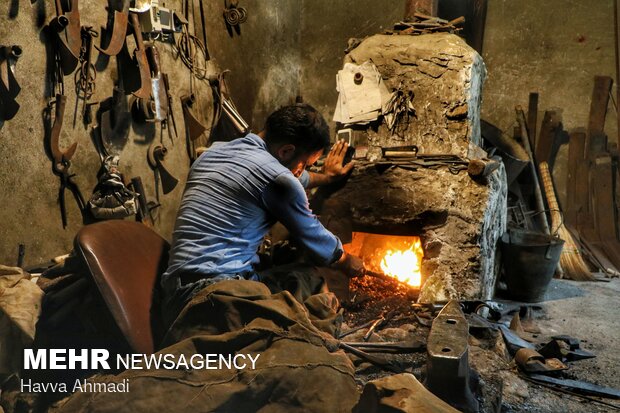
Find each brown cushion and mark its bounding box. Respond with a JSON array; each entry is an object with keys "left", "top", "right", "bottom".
[{"left": 75, "top": 221, "right": 169, "bottom": 354}]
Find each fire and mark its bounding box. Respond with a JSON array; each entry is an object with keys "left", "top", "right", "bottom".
[{"left": 379, "top": 240, "right": 424, "bottom": 288}]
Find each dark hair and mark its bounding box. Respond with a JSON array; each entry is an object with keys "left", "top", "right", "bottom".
[{"left": 264, "top": 103, "right": 330, "bottom": 154}]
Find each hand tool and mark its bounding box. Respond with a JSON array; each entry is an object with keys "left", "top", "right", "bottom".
[
  {"left": 130, "top": 176, "right": 155, "bottom": 227},
  {"left": 162, "top": 73, "right": 177, "bottom": 140},
  {"left": 137, "top": 44, "right": 168, "bottom": 122},
  {"left": 344, "top": 339, "right": 426, "bottom": 354},
  {"left": 75, "top": 26, "right": 98, "bottom": 125},
  {"left": 49, "top": 0, "right": 81, "bottom": 75},
  {"left": 96, "top": 0, "right": 129, "bottom": 56},
  {"left": 128, "top": 11, "right": 152, "bottom": 99},
  {"left": 147, "top": 144, "right": 178, "bottom": 195},
  {"left": 47, "top": 94, "right": 85, "bottom": 227},
  {"left": 0, "top": 45, "right": 22, "bottom": 120},
  {"left": 338, "top": 342, "right": 404, "bottom": 374}
]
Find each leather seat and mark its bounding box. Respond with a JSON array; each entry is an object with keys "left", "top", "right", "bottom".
[{"left": 74, "top": 220, "right": 170, "bottom": 354}]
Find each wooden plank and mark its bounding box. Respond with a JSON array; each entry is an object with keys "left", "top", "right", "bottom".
[
  {"left": 586, "top": 76, "right": 613, "bottom": 159},
  {"left": 615, "top": 0, "right": 620, "bottom": 144},
  {"left": 527, "top": 92, "right": 539, "bottom": 150},
  {"left": 602, "top": 242, "right": 620, "bottom": 271},
  {"left": 591, "top": 155, "right": 620, "bottom": 269},
  {"left": 576, "top": 162, "right": 594, "bottom": 238},
  {"left": 566, "top": 131, "right": 586, "bottom": 227},
  {"left": 570, "top": 226, "right": 620, "bottom": 276},
  {"left": 535, "top": 110, "right": 560, "bottom": 164},
  {"left": 592, "top": 156, "right": 618, "bottom": 240}
]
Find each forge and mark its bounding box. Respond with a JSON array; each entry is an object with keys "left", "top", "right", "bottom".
[{"left": 316, "top": 32, "right": 507, "bottom": 303}]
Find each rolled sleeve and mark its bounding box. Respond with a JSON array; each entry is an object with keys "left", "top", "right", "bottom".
[{"left": 262, "top": 173, "right": 343, "bottom": 265}]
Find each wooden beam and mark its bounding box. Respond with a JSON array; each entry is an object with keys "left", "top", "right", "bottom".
[
  {"left": 468, "top": 0, "right": 488, "bottom": 54},
  {"left": 404, "top": 0, "right": 439, "bottom": 19},
  {"left": 527, "top": 92, "right": 539, "bottom": 151},
  {"left": 535, "top": 111, "right": 560, "bottom": 164}
]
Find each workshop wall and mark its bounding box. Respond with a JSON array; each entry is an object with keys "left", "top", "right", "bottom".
[
  {"left": 481, "top": 0, "right": 617, "bottom": 206},
  {"left": 0, "top": 0, "right": 301, "bottom": 267},
  {"left": 0, "top": 0, "right": 402, "bottom": 267},
  {"left": 299, "top": 0, "right": 404, "bottom": 129},
  {"left": 0, "top": 0, "right": 194, "bottom": 267}
]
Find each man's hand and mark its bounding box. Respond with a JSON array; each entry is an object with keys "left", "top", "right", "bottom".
[
  {"left": 322, "top": 139, "right": 355, "bottom": 182},
  {"left": 332, "top": 252, "right": 366, "bottom": 278}
]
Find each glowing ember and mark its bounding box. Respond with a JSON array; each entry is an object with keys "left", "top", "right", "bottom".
[{"left": 380, "top": 240, "right": 424, "bottom": 288}]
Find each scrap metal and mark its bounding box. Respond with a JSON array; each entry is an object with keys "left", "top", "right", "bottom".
[
  {"left": 527, "top": 374, "right": 620, "bottom": 399},
  {"left": 515, "top": 348, "right": 567, "bottom": 374},
  {"left": 391, "top": 13, "right": 464, "bottom": 36}
]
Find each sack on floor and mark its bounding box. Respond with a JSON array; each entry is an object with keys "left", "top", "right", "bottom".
[
  {"left": 0, "top": 266, "right": 44, "bottom": 380},
  {"left": 50, "top": 279, "right": 359, "bottom": 413}
]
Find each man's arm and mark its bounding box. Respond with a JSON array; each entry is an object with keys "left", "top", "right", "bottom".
[
  {"left": 262, "top": 173, "right": 364, "bottom": 276},
  {"left": 305, "top": 140, "right": 355, "bottom": 189}
]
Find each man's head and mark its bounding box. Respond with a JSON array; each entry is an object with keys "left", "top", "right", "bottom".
[{"left": 263, "top": 103, "right": 330, "bottom": 177}]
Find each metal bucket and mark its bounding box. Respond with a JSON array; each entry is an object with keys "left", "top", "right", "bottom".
[
  {"left": 500, "top": 228, "right": 564, "bottom": 302},
  {"left": 481, "top": 120, "right": 529, "bottom": 186}
]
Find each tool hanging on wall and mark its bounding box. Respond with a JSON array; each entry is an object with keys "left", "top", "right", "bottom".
[
  {"left": 49, "top": 0, "right": 82, "bottom": 75},
  {"left": 174, "top": 0, "right": 209, "bottom": 79},
  {"left": 181, "top": 93, "right": 207, "bottom": 162},
  {"left": 209, "top": 70, "right": 249, "bottom": 141},
  {"left": 147, "top": 143, "right": 179, "bottom": 197},
  {"left": 193, "top": 0, "right": 211, "bottom": 56},
  {"left": 46, "top": 94, "right": 86, "bottom": 228},
  {"left": 162, "top": 72, "right": 177, "bottom": 143},
  {"left": 95, "top": 0, "right": 129, "bottom": 57},
  {"left": 98, "top": 91, "right": 131, "bottom": 156},
  {"left": 88, "top": 155, "right": 137, "bottom": 220},
  {"left": 223, "top": 0, "right": 247, "bottom": 34},
  {"left": 0, "top": 45, "right": 22, "bottom": 121},
  {"left": 130, "top": 176, "right": 159, "bottom": 226},
  {"left": 128, "top": 11, "right": 152, "bottom": 99},
  {"left": 75, "top": 26, "right": 98, "bottom": 127},
  {"left": 135, "top": 45, "right": 169, "bottom": 122}
]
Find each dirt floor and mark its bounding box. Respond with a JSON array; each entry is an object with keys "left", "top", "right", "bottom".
[
  {"left": 340, "top": 276, "right": 620, "bottom": 413},
  {"left": 494, "top": 278, "right": 620, "bottom": 413}
]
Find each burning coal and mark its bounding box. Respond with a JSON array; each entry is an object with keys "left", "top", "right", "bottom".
[
  {"left": 344, "top": 233, "right": 424, "bottom": 288},
  {"left": 380, "top": 240, "right": 424, "bottom": 287}
]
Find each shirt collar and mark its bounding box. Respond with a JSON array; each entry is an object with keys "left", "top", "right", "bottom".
[{"left": 245, "top": 133, "right": 267, "bottom": 150}]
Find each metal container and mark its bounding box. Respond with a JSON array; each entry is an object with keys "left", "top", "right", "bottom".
[{"left": 500, "top": 228, "right": 564, "bottom": 302}]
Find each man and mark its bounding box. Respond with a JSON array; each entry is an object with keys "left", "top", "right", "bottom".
[{"left": 161, "top": 103, "right": 364, "bottom": 325}]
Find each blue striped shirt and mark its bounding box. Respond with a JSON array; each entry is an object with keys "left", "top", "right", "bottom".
[{"left": 162, "top": 133, "right": 343, "bottom": 286}]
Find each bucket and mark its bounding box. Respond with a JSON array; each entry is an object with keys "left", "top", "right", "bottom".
[{"left": 500, "top": 228, "right": 564, "bottom": 302}]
